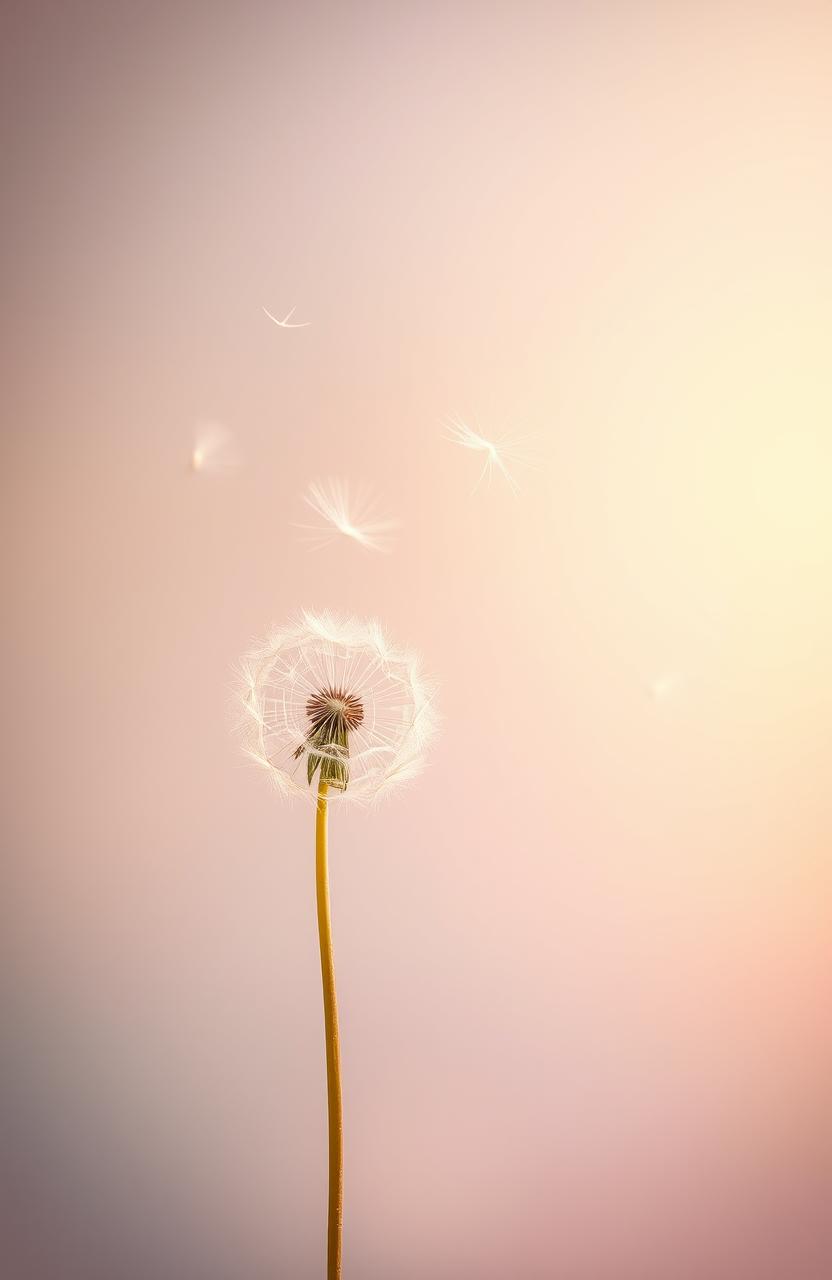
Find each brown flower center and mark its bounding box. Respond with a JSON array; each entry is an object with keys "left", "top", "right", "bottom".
[{"left": 306, "top": 685, "right": 364, "bottom": 733}]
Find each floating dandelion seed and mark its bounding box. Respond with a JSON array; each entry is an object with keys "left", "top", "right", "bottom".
[
  {"left": 296, "top": 478, "right": 399, "bottom": 553},
  {"left": 262, "top": 304, "right": 311, "bottom": 329},
  {"left": 236, "top": 612, "right": 437, "bottom": 1280},
  {"left": 443, "top": 414, "right": 536, "bottom": 493},
  {"left": 190, "top": 423, "right": 240, "bottom": 474},
  {"left": 646, "top": 671, "right": 684, "bottom": 701}
]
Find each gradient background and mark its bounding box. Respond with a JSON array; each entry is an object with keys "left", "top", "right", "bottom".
[{"left": 3, "top": 2, "right": 832, "bottom": 1277}]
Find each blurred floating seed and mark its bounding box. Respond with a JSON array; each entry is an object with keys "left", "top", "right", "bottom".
[
  {"left": 647, "top": 672, "right": 685, "bottom": 701},
  {"left": 295, "top": 478, "right": 399, "bottom": 553},
  {"left": 190, "top": 422, "right": 241, "bottom": 475}
]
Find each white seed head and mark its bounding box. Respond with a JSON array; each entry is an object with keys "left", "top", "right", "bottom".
[
  {"left": 237, "top": 611, "right": 438, "bottom": 805},
  {"left": 296, "top": 478, "right": 399, "bottom": 553}
]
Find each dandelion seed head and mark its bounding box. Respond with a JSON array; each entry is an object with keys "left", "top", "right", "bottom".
[{"left": 237, "top": 612, "right": 438, "bottom": 805}]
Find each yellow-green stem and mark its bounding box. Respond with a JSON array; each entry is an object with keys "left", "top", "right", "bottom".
[{"left": 315, "top": 779, "right": 342, "bottom": 1279}]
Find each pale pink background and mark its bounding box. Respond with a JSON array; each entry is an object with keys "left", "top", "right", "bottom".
[{"left": 3, "top": 3, "right": 832, "bottom": 1277}]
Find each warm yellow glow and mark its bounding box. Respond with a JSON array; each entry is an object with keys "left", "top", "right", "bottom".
[{"left": 751, "top": 427, "right": 832, "bottom": 546}]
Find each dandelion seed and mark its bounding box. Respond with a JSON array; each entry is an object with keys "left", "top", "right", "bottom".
[
  {"left": 190, "top": 423, "right": 240, "bottom": 474},
  {"left": 442, "top": 414, "right": 536, "bottom": 494},
  {"left": 262, "top": 304, "right": 311, "bottom": 329},
  {"left": 296, "top": 478, "right": 399, "bottom": 553},
  {"left": 235, "top": 612, "right": 438, "bottom": 1280},
  {"left": 646, "top": 671, "right": 684, "bottom": 701}
]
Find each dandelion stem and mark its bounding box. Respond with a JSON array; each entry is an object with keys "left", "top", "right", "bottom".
[{"left": 315, "top": 778, "right": 342, "bottom": 1279}]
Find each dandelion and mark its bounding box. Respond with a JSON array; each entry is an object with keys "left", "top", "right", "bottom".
[
  {"left": 237, "top": 611, "right": 437, "bottom": 1279},
  {"left": 296, "top": 478, "right": 399, "bottom": 553},
  {"left": 190, "top": 422, "right": 240, "bottom": 474},
  {"left": 443, "top": 413, "right": 535, "bottom": 493}
]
